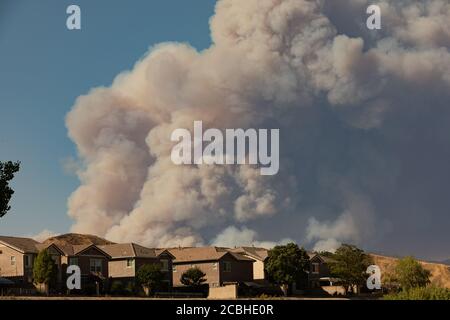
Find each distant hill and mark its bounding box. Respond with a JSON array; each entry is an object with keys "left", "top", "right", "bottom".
[
  {"left": 371, "top": 254, "right": 450, "bottom": 289},
  {"left": 44, "top": 233, "right": 115, "bottom": 246},
  {"left": 441, "top": 259, "right": 450, "bottom": 266}
]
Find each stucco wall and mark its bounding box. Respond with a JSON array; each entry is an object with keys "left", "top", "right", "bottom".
[
  {"left": 173, "top": 261, "right": 220, "bottom": 287},
  {"left": 0, "top": 245, "right": 25, "bottom": 277},
  {"left": 208, "top": 284, "right": 238, "bottom": 299},
  {"left": 253, "top": 260, "right": 265, "bottom": 280}
]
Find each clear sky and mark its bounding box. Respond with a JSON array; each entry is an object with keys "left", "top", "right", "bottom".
[{"left": 0, "top": 0, "right": 216, "bottom": 236}]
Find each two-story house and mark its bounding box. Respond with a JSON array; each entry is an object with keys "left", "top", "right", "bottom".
[
  {"left": 99, "top": 243, "right": 174, "bottom": 290},
  {"left": 229, "top": 247, "right": 269, "bottom": 281},
  {"left": 168, "top": 247, "right": 254, "bottom": 287},
  {"left": 0, "top": 236, "right": 39, "bottom": 285}
]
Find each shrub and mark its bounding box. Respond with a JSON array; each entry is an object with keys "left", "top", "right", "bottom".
[
  {"left": 110, "top": 281, "right": 125, "bottom": 295},
  {"left": 33, "top": 249, "right": 57, "bottom": 292},
  {"left": 180, "top": 267, "right": 207, "bottom": 287},
  {"left": 383, "top": 286, "right": 450, "bottom": 300},
  {"left": 393, "top": 256, "right": 431, "bottom": 290},
  {"left": 136, "top": 264, "right": 164, "bottom": 295}
]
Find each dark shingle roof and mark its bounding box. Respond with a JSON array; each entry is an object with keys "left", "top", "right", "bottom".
[
  {"left": 230, "top": 247, "right": 269, "bottom": 261},
  {"left": 98, "top": 243, "right": 158, "bottom": 259},
  {"left": 168, "top": 247, "right": 254, "bottom": 263},
  {"left": 0, "top": 236, "right": 40, "bottom": 253}
]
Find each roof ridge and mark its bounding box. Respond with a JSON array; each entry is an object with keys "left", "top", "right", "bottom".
[{"left": 130, "top": 243, "right": 138, "bottom": 257}]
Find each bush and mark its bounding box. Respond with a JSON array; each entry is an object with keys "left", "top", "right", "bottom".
[
  {"left": 180, "top": 267, "right": 207, "bottom": 287},
  {"left": 33, "top": 249, "right": 57, "bottom": 292},
  {"left": 136, "top": 264, "right": 164, "bottom": 295},
  {"left": 393, "top": 256, "right": 431, "bottom": 290},
  {"left": 383, "top": 286, "right": 450, "bottom": 300},
  {"left": 125, "top": 281, "right": 136, "bottom": 295},
  {"left": 110, "top": 281, "right": 125, "bottom": 295}
]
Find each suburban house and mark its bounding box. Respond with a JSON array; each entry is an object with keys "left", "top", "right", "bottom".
[
  {"left": 99, "top": 243, "right": 174, "bottom": 289},
  {"left": 49, "top": 243, "right": 110, "bottom": 287},
  {"left": 307, "top": 252, "right": 334, "bottom": 288},
  {"left": 229, "top": 247, "right": 269, "bottom": 281},
  {"left": 0, "top": 236, "right": 39, "bottom": 285},
  {"left": 0, "top": 233, "right": 338, "bottom": 296},
  {"left": 168, "top": 247, "right": 254, "bottom": 287}
]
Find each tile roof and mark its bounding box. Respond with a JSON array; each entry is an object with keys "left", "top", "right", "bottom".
[
  {"left": 0, "top": 236, "right": 40, "bottom": 253},
  {"left": 230, "top": 247, "right": 269, "bottom": 261},
  {"left": 168, "top": 247, "right": 254, "bottom": 263},
  {"left": 98, "top": 243, "right": 158, "bottom": 259}
]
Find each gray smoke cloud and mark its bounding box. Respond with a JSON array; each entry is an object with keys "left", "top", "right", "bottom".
[{"left": 66, "top": 0, "right": 450, "bottom": 258}]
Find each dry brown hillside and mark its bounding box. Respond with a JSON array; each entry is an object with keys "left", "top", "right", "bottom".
[
  {"left": 44, "top": 233, "right": 115, "bottom": 246},
  {"left": 370, "top": 254, "right": 450, "bottom": 289}
]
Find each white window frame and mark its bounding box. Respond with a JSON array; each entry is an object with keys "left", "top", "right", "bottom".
[
  {"left": 173, "top": 265, "right": 177, "bottom": 273},
  {"left": 10, "top": 256, "right": 16, "bottom": 266},
  {"left": 212, "top": 262, "right": 218, "bottom": 270}
]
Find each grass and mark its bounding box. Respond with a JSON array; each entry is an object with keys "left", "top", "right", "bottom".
[{"left": 383, "top": 286, "right": 450, "bottom": 300}]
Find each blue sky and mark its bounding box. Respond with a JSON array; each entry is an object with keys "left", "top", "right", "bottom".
[{"left": 0, "top": 0, "right": 216, "bottom": 236}]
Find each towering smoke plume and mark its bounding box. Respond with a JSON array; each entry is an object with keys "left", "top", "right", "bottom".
[{"left": 66, "top": 0, "right": 450, "bottom": 257}]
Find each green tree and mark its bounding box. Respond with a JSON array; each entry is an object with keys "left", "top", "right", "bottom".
[
  {"left": 393, "top": 256, "right": 431, "bottom": 291},
  {"left": 33, "top": 249, "right": 57, "bottom": 294},
  {"left": 328, "top": 244, "right": 372, "bottom": 293},
  {"left": 180, "top": 267, "right": 207, "bottom": 287},
  {"left": 265, "top": 243, "right": 310, "bottom": 296},
  {"left": 0, "top": 161, "right": 20, "bottom": 218},
  {"left": 136, "top": 263, "right": 164, "bottom": 295}
]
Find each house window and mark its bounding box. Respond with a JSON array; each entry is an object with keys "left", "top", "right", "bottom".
[
  {"left": 69, "top": 257, "right": 78, "bottom": 266},
  {"left": 312, "top": 262, "right": 320, "bottom": 274},
  {"left": 212, "top": 262, "right": 218, "bottom": 270},
  {"left": 10, "top": 256, "right": 16, "bottom": 266},
  {"left": 126, "top": 259, "right": 134, "bottom": 268},
  {"left": 222, "top": 261, "right": 232, "bottom": 272},
  {"left": 160, "top": 259, "right": 169, "bottom": 272},
  {"left": 90, "top": 258, "right": 102, "bottom": 273},
  {"left": 24, "top": 255, "right": 32, "bottom": 268}
]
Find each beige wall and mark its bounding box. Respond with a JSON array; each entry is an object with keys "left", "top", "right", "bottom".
[
  {"left": 108, "top": 256, "right": 172, "bottom": 287},
  {"left": 173, "top": 256, "right": 253, "bottom": 287},
  {"left": 173, "top": 261, "right": 220, "bottom": 287},
  {"left": 321, "top": 286, "right": 347, "bottom": 296},
  {"left": 108, "top": 259, "right": 136, "bottom": 278},
  {"left": 0, "top": 245, "right": 25, "bottom": 278},
  {"left": 208, "top": 284, "right": 238, "bottom": 299},
  {"left": 252, "top": 260, "right": 265, "bottom": 280}
]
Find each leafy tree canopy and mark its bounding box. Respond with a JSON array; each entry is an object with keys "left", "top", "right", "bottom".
[
  {"left": 393, "top": 256, "right": 431, "bottom": 291},
  {"left": 265, "top": 243, "right": 310, "bottom": 285},
  {"left": 328, "top": 244, "right": 372, "bottom": 287},
  {"left": 180, "top": 267, "right": 207, "bottom": 287},
  {"left": 136, "top": 263, "right": 164, "bottom": 288},
  {"left": 0, "top": 161, "right": 20, "bottom": 218},
  {"left": 33, "top": 249, "right": 57, "bottom": 284}
]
